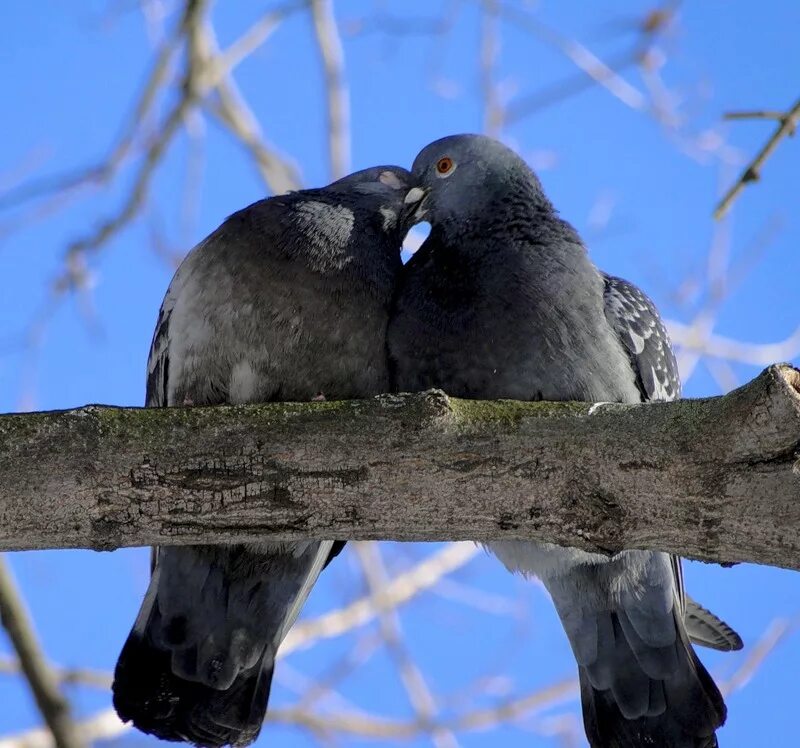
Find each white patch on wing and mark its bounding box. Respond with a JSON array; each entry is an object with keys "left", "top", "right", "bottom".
[
  {"left": 380, "top": 206, "right": 397, "bottom": 230},
  {"left": 649, "top": 365, "right": 672, "bottom": 401},
  {"left": 628, "top": 330, "right": 646, "bottom": 354},
  {"left": 293, "top": 201, "right": 355, "bottom": 260},
  {"left": 379, "top": 170, "right": 404, "bottom": 189}
]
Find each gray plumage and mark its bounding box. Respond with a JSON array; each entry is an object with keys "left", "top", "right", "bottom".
[
  {"left": 113, "top": 165, "right": 413, "bottom": 747},
  {"left": 389, "top": 134, "right": 729, "bottom": 748},
  {"left": 685, "top": 596, "right": 743, "bottom": 652}
]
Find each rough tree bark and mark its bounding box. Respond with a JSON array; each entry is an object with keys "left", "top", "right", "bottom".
[{"left": 0, "top": 364, "right": 798, "bottom": 569}]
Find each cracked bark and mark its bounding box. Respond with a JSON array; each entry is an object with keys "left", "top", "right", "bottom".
[{"left": 0, "top": 365, "right": 798, "bottom": 570}]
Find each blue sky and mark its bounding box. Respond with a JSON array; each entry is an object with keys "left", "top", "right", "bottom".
[{"left": 1, "top": 2, "right": 799, "bottom": 746}]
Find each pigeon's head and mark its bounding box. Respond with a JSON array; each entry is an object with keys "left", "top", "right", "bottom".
[
  {"left": 326, "top": 165, "right": 416, "bottom": 236},
  {"left": 405, "top": 134, "right": 550, "bottom": 233}
]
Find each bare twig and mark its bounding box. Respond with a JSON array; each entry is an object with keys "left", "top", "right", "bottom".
[
  {"left": 498, "top": 3, "right": 646, "bottom": 119},
  {"left": 0, "top": 38, "right": 177, "bottom": 213},
  {"left": 714, "top": 95, "right": 800, "bottom": 219},
  {"left": 267, "top": 678, "right": 578, "bottom": 738},
  {"left": 724, "top": 110, "right": 791, "bottom": 122},
  {"left": 0, "top": 657, "right": 112, "bottom": 690},
  {"left": 283, "top": 543, "right": 479, "bottom": 656},
  {"left": 201, "top": 12, "right": 303, "bottom": 193},
  {"left": 354, "top": 542, "right": 459, "bottom": 748},
  {"left": 0, "top": 708, "right": 127, "bottom": 748},
  {"left": 667, "top": 319, "right": 800, "bottom": 367},
  {"left": 208, "top": 77, "right": 302, "bottom": 193},
  {"left": 719, "top": 618, "right": 797, "bottom": 697},
  {"left": 310, "top": 0, "right": 351, "bottom": 180},
  {"left": 479, "top": 0, "right": 503, "bottom": 137},
  {"left": 0, "top": 558, "right": 83, "bottom": 748}
]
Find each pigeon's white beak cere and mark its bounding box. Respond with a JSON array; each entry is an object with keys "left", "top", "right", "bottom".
[
  {"left": 404, "top": 186, "right": 429, "bottom": 221},
  {"left": 404, "top": 186, "right": 426, "bottom": 204}
]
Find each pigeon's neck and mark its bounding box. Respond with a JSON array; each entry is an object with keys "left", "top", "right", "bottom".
[{"left": 440, "top": 200, "right": 588, "bottom": 267}]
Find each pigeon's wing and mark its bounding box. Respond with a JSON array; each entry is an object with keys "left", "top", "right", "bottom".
[
  {"left": 145, "top": 290, "right": 175, "bottom": 408},
  {"left": 144, "top": 240, "right": 220, "bottom": 409},
  {"left": 580, "top": 276, "right": 729, "bottom": 746},
  {"left": 602, "top": 274, "right": 686, "bottom": 611},
  {"left": 684, "top": 595, "right": 744, "bottom": 652},
  {"left": 602, "top": 273, "right": 681, "bottom": 403}
]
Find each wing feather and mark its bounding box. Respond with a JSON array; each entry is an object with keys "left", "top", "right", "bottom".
[{"left": 602, "top": 274, "right": 680, "bottom": 404}]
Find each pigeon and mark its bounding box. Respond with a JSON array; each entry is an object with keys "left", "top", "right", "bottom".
[
  {"left": 113, "top": 165, "right": 413, "bottom": 748},
  {"left": 389, "top": 134, "right": 731, "bottom": 747}
]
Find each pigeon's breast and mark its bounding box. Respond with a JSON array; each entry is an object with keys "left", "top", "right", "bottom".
[{"left": 389, "top": 253, "right": 640, "bottom": 403}]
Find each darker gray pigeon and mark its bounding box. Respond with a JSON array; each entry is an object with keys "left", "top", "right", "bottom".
[
  {"left": 389, "top": 134, "right": 730, "bottom": 747},
  {"left": 113, "top": 165, "right": 413, "bottom": 748}
]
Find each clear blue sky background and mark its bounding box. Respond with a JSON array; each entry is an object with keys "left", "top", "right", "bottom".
[{"left": 1, "top": 2, "right": 799, "bottom": 746}]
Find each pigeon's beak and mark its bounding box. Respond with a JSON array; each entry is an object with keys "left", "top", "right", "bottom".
[{"left": 402, "top": 186, "right": 429, "bottom": 225}]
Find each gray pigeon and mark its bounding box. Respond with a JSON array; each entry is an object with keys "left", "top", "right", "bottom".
[
  {"left": 113, "top": 165, "right": 413, "bottom": 747},
  {"left": 389, "top": 134, "right": 731, "bottom": 747}
]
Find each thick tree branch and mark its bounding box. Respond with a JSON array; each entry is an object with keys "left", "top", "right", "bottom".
[{"left": 0, "top": 366, "right": 798, "bottom": 569}]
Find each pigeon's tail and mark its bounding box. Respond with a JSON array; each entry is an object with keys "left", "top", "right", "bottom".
[
  {"left": 113, "top": 627, "right": 273, "bottom": 748},
  {"left": 546, "top": 552, "right": 726, "bottom": 748},
  {"left": 684, "top": 594, "right": 743, "bottom": 652},
  {"left": 113, "top": 542, "right": 331, "bottom": 747},
  {"left": 576, "top": 612, "right": 726, "bottom": 748}
]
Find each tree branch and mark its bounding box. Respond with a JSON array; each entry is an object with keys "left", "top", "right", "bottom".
[
  {"left": 714, "top": 95, "right": 800, "bottom": 219},
  {"left": 0, "top": 365, "right": 798, "bottom": 569},
  {"left": 309, "top": 0, "right": 351, "bottom": 180},
  {"left": 0, "top": 559, "right": 83, "bottom": 748}
]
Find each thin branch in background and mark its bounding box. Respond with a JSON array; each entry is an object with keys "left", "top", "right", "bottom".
[
  {"left": 1, "top": 0, "right": 304, "bottom": 408},
  {"left": 724, "top": 110, "right": 790, "bottom": 122},
  {"left": 703, "top": 358, "right": 739, "bottom": 394},
  {"left": 503, "top": 45, "right": 640, "bottom": 122},
  {"left": 354, "top": 542, "right": 459, "bottom": 748},
  {"left": 667, "top": 208, "right": 785, "bottom": 386},
  {"left": 282, "top": 543, "right": 479, "bottom": 656},
  {"left": 430, "top": 576, "right": 520, "bottom": 617},
  {"left": 310, "top": 0, "right": 351, "bottom": 180},
  {"left": 0, "top": 37, "right": 177, "bottom": 213},
  {"left": 671, "top": 201, "right": 733, "bottom": 383},
  {"left": 500, "top": 2, "right": 730, "bottom": 168},
  {"left": 667, "top": 319, "right": 800, "bottom": 368},
  {"left": 202, "top": 8, "right": 303, "bottom": 193},
  {"left": 0, "top": 657, "right": 112, "bottom": 690},
  {"left": 0, "top": 558, "right": 83, "bottom": 748},
  {"left": 499, "top": 2, "right": 648, "bottom": 121},
  {"left": 346, "top": 10, "right": 454, "bottom": 37},
  {"left": 0, "top": 708, "right": 127, "bottom": 748},
  {"left": 179, "top": 107, "right": 207, "bottom": 251},
  {"left": 714, "top": 95, "right": 800, "bottom": 219},
  {"left": 265, "top": 678, "right": 579, "bottom": 740},
  {"left": 479, "top": 0, "right": 503, "bottom": 137},
  {"left": 293, "top": 631, "right": 385, "bottom": 711},
  {"left": 720, "top": 618, "right": 797, "bottom": 696}
]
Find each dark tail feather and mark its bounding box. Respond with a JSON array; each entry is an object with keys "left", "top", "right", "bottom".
[
  {"left": 322, "top": 541, "right": 346, "bottom": 571},
  {"left": 579, "top": 617, "right": 726, "bottom": 748},
  {"left": 113, "top": 630, "right": 273, "bottom": 748}
]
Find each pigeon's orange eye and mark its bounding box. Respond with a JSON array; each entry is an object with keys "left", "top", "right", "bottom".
[{"left": 436, "top": 157, "right": 454, "bottom": 175}]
